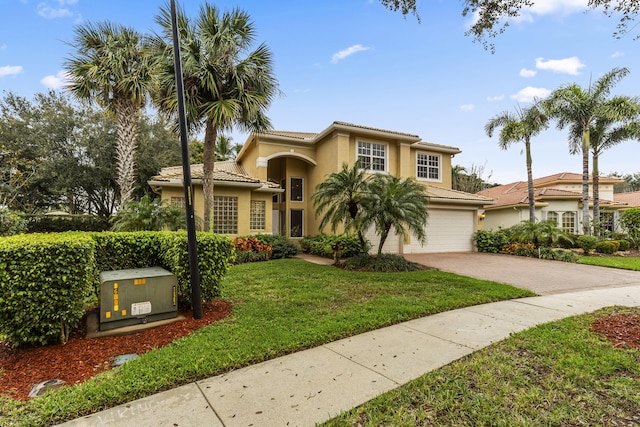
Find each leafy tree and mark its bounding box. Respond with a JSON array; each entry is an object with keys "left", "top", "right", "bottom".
[
  {"left": 134, "top": 115, "right": 182, "bottom": 200},
  {"left": 111, "top": 194, "right": 193, "bottom": 231},
  {"left": 361, "top": 174, "right": 429, "bottom": 255},
  {"left": 312, "top": 161, "right": 372, "bottom": 251},
  {"left": 151, "top": 3, "right": 279, "bottom": 231},
  {"left": 451, "top": 163, "right": 496, "bottom": 193},
  {"left": 589, "top": 107, "right": 640, "bottom": 233},
  {"left": 620, "top": 207, "right": 640, "bottom": 248},
  {"left": 611, "top": 171, "right": 640, "bottom": 192},
  {"left": 485, "top": 101, "right": 549, "bottom": 223},
  {"left": 65, "top": 21, "right": 155, "bottom": 207},
  {"left": 380, "top": 1, "right": 640, "bottom": 50},
  {"left": 547, "top": 67, "right": 632, "bottom": 234}
]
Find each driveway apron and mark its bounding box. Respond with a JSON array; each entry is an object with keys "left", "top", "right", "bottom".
[{"left": 404, "top": 252, "right": 640, "bottom": 295}]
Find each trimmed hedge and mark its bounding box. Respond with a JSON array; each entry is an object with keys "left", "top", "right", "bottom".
[
  {"left": 0, "top": 231, "right": 234, "bottom": 347},
  {"left": 157, "top": 232, "right": 234, "bottom": 303},
  {"left": 473, "top": 229, "right": 507, "bottom": 253},
  {"left": 24, "top": 214, "right": 110, "bottom": 233},
  {"left": 595, "top": 240, "right": 620, "bottom": 254},
  {"left": 251, "top": 234, "right": 299, "bottom": 259},
  {"left": 300, "top": 234, "right": 365, "bottom": 258},
  {"left": 0, "top": 234, "right": 96, "bottom": 347}
]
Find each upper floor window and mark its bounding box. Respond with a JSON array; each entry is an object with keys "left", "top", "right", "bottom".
[
  {"left": 417, "top": 153, "right": 440, "bottom": 181},
  {"left": 357, "top": 141, "right": 386, "bottom": 172},
  {"left": 290, "top": 177, "right": 303, "bottom": 202}
]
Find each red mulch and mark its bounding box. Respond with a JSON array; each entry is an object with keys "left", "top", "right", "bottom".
[
  {"left": 592, "top": 313, "right": 640, "bottom": 349},
  {"left": 0, "top": 300, "right": 232, "bottom": 400}
]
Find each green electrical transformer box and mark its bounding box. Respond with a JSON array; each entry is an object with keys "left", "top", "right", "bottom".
[{"left": 99, "top": 267, "right": 178, "bottom": 331}]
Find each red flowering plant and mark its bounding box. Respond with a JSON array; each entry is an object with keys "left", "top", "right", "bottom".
[{"left": 232, "top": 237, "right": 273, "bottom": 263}]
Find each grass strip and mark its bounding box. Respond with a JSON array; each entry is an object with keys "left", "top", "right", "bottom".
[
  {"left": 578, "top": 255, "right": 640, "bottom": 271},
  {"left": 323, "top": 306, "right": 640, "bottom": 426},
  {"left": 0, "top": 258, "right": 533, "bottom": 426}
]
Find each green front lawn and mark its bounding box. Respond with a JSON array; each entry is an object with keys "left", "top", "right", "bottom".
[
  {"left": 323, "top": 306, "right": 640, "bottom": 426},
  {"left": 578, "top": 255, "right": 640, "bottom": 271},
  {"left": 0, "top": 258, "right": 533, "bottom": 427}
]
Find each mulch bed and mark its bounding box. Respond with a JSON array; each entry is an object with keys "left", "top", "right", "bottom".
[{"left": 0, "top": 299, "right": 232, "bottom": 400}]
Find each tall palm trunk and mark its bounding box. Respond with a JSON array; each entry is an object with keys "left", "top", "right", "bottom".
[
  {"left": 592, "top": 153, "right": 600, "bottom": 236},
  {"left": 202, "top": 118, "right": 218, "bottom": 232},
  {"left": 581, "top": 129, "right": 590, "bottom": 235},
  {"left": 525, "top": 138, "right": 535, "bottom": 223},
  {"left": 114, "top": 98, "right": 140, "bottom": 207}
]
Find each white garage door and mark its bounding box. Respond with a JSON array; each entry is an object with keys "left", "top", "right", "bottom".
[{"left": 405, "top": 209, "right": 475, "bottom": 253}]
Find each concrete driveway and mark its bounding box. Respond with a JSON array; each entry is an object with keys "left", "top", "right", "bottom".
[{"left": 404, "top": 252, "right": 640, "bottom": 295}]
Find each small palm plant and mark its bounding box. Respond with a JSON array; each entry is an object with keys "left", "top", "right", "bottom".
[{"left": 111, "top": 194, "right": 196, "bottom": 231}]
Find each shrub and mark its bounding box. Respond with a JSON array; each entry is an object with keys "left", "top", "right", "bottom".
[
  {"left": 157, "top": 232, "right": 234, "bottom": 306},
  {"left": 0, "top": 208, "right": 28, "bottom": 236},
  {"left": 502, "top": 243, "right": 536, "bottom": 257},
  {"left": 250, "top": 234, "right": 298, "bottom": 259},
  {"left": 0, "top": 234, "right": 95, "bottom": 346},
  {"left": 595, "top": 240, "right": 620, "bottom": 254},
  {"left": 551, "top": 249, "right": 578, "bottom": 263},
  {"left": 301, "top": 234, "right": 365, "bottom": 258},
  {"left": 620, "top": 208, "right": 640, "bottom": 249},
  {"left": 23, "top": 214, "right": 109, "bottom": 233},
  {"left": 473, "top": 229, "right": 507, "bottom": 253},
  {"left": 576, "top": 235, "right": 598, "bottom": 255},
  {"left": 616, "top": 239, "right": 631, "bottom": 251},
  {"left": 232, "top": 237, "right": 272, "bottom": 264},
  {"left": 341, "top": 254, "right": 422, "bottom": 272}
]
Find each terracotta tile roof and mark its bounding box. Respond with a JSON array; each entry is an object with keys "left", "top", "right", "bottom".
[
  {"left": 615, "top": 192, "right": 640, "bottom": 208},
  {"left": 424, "top": 185, "right": 493, "bottom": 204},
  {"left": 533, "top": 172, "right": 623, "bottom": 186},
  {"left": 150, "top": 161, "right": 281, "bottom": 189},
  {"left": 332, "top": 121, "right": 420, "bottom": 138},
  {"left": 479, "top": 179, "right": 627, "bottom": 210}
]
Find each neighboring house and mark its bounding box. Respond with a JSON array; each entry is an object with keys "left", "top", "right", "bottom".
[
  {"left": 614, "top": 192, "right": 640, "bottom": 210},
  {"left": 149, "top": 121, "right": 491, "bottom": 253},
  {"left": 478, "top": 172, "right": 627, "bottom": 233}
]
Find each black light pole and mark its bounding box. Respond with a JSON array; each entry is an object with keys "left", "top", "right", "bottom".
[{"left": 170, "top": 0, "right": 202, "bottom": 319}]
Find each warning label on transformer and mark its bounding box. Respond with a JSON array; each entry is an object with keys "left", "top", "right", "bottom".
[{"left": 131, "top": 301, "right": 152, "bottom": 316}]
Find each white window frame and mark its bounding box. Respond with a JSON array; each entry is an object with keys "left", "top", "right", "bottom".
[
  {"left": 357, "top": 140, "right": 387, "bottom": 173},
  {"left": 416, "top": 152, "right": 441, "bottom": 182}
]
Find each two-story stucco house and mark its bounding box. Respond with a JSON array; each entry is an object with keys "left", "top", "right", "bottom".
[
  {"left": 478, "top": 172, "right": 628, "bottom": 233},
  {"left": 149, "top": 121, "right": 491, "bottom": 253}
]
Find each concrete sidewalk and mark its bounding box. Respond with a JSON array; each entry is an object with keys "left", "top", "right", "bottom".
[{"left": 58, "top": 284, "right": 640, "bottom": 427}]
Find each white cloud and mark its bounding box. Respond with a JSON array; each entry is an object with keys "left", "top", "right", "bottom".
[
  {"left": 37, "top": 1, "right": 79, "bottom": 19},
  {"left": 460, "top": 104, "right": 475, "bottom": 112},
  {"left": 611, "top": 51, "right": 624, "bottom": 58},
  {"left": 510, "top": 86, "right": 551, "bottom": 103},
  {"left": 535, "top": 56, "right": 585, "bottom": 75},
  {"left": 486, "top": 95, "right": 504, "bottom": 102},
  {"left": 520, "top": 68, "right": 537, "bottom": 78},
  {"left": 331, "top": 44, "right": 370, "bottom": 64},
  {"left": 41, "top": 70, "right": 69, "bottom": 89},
  {"left": 0, "top": 65, "right": 23, "bottom": 77}
]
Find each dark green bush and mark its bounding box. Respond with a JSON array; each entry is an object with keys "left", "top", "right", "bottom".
[
  {"left": 301, "top": 234, "right": 365, "bottom": 258},
  {"left": 595, "top": 240, "right": 620, "bottom": 254},
  {"left": 90, "top": 231, "right": 162, "bottom": 272},
  {"left": 474, "top": 229, "right": 507, "bottom": 253},
  {"left": 341, "top": 254, "right": 422, "bottom": 272},
  {"left": 24, "top": 214, "right": 110, "bottom": 233},
  {"left": 0, "top": 208, "right": 27, "bottom": 236},
  {"left": 157, "top": 232, "right": 234, "bottom": 306},
  {"left": 615, "top": 239, "right": 631, "bottom": 251},
  {"left": 577, "top": 235, "right": 598, "bottom": 255},
  {"left": 251, "top": 234, "right": 298, "bottom": 259},
  {"left": 0, "top": 234, "right": 96, "bottom": 347}
]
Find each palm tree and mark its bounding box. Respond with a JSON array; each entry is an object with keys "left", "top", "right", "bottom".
[
  {"left": 547, "top": 67, "right": 631, "bottom": 235},
  {"left": 485, "top": 101, "right": 549, "bottom": 223},
  {"left": 65, "top": 21, "right": 154, "bottom": 207},
  {"left": 361, "top": 174, "right": 429, "bottom": 256},
  {"left": 312, "top": 161, "right": 371, "bottom": 251},
  {"left": 151, "top": 3, "right": 279, "bottom": 231},
  {"left": 111, "top": 194, "right": 197, "bottom": 231},
  {"left": 589, "top": 104, "right": 640, "bottom": 234},
  {"left": 215, "top": 135, "right": 241, "bottom": 161}
]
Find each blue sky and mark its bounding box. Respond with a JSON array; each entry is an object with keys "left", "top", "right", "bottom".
[{"left": 1, "top": 0, "right": 639, "bottom": 184}]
